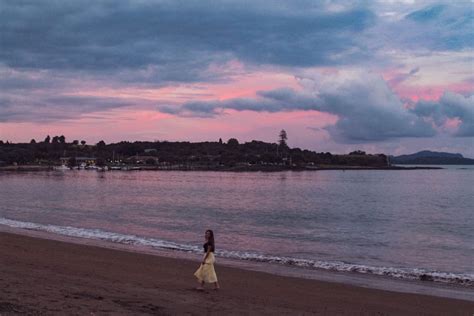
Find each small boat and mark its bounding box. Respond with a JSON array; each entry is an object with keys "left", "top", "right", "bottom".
[{"left": 54, "top": 165, "right": 70, "bottom": 171}]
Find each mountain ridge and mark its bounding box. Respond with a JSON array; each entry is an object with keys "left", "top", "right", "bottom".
[{"left": 391, "top": 151, "right": 474, "bottom": 165}]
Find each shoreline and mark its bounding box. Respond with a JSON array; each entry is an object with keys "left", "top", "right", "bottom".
[
  {"left": 1, "top": 230, "right": 473, "bottom": 315},
  {"left": 1, "top": 222, "right": 473, "bottom": 301},
  {"left": 0, "top": 164, "right": 443, "bottom": 172}
]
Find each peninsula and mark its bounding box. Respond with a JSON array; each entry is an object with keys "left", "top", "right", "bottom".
[
  {"left": 391, "top": 150, "right": 474, "bottom": 165},
  {"left": 0, "top": 134, "right": 437, "bottom": 171}
]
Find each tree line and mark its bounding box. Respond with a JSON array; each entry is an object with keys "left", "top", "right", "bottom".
[{"left": 0, "top": 131, "right": 388, "bottom": 168}]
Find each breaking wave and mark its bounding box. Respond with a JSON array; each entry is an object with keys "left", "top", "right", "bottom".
[{"left": 1, "top": 217, "right": 472, "bottom": 287}]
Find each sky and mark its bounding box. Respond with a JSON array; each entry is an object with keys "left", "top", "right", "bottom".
[{"left": 0, "top": 0, "right": 473, "bottom": 156}]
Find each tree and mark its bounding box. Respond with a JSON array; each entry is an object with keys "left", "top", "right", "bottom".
[
  {"left": 279, "top": 130, "right": 288, "bottom": 148},
  {"left": 349, "top": 150, "right": 366, "bottom": 156},
  {"left": 72, "top": 140, "right": 79, "bottom": 145},
  {"left": 227, "top": 138, "right": 239, "bottom": 147},
  {"left": 219, "top": 138, "right": 223, "bottom": 144},
  {"left": 52, "top": 136, "right": 59, "bottom": 144},
  {"left": 278, "top": 130, "right": 288, "bottom": 157},
  {"left": 80, "top": 140, "right": 86, "bottom": 146},
  {"left": 59, "top": 135, "right": 66, "bottom": 144},
  {"left": 96, "top": 140, "right": 106, "bottom": 149},
  {"left": 44, "top": 135, "right": 51, "bottom": 143},
  {"left": 30, "top": 139, "right": 36, "bottom": 144}
]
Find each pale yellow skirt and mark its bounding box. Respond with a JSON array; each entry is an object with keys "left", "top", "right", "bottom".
[{"left": 194, "top": 252, "right": 218, "bottom": 283}]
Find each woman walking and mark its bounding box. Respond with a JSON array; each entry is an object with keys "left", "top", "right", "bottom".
[{"left": 194, "top": 230, "right": 220, "bottom": 290}]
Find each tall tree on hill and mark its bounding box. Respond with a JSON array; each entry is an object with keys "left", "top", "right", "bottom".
[
  {"left": 279, "top": 129, "right": 288, "bottom": 148},
  {"left": 278, "top": 129, "right": 288, "bottom": 157},
  {"left": 44, "top": 135, "right": 51, "bottom": 143}
]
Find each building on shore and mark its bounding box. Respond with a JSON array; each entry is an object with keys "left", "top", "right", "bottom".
[
  {"left": 60, "top": 157, "right": 97, "bottom": 166},
  {"left": 125, "top": 155, "right": 159, "bottom": 165}
]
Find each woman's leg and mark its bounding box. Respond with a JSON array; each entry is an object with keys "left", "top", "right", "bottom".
[
  {"left": 213, "top": 281, "right": 220, "bottom": 290},
  {"left": 196, "top": 280, "right": 205, "bottom": 290}
]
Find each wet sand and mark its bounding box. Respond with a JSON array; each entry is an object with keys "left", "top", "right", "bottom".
[{"left": 1, "top": 231, "right": 473, "bottom": 315}]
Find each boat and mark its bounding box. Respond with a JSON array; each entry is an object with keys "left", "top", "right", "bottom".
[{"left": 54, "top": 165, "right": 70, "bottom": 171}]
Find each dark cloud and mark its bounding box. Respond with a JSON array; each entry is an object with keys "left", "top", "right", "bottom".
[
  {"left": 1, "top": 0, "right": 472, "bottom": 131},
  {"left": 1, "top": 1, "right": 471, "bottom": 87},
  {"left": 411, "top": 4, "right": 474, "bottom": 51},
  {"left": 411, "top": 92, "right": 474, "bottom": 137},
  {"left": 0, "top": 67, "right": 70, "bottom": 90},
  {"left": 161, "top": 72, "right": 438, "bottom": 143},
  {"left": 0, "top": 0, "right": 379, "bottom": 124},
  {"left": 0, "top": 0, "right": 374, "bottom": 75},
  {"left": 380, "top": 3, "right": 474, "bottom": 52},
  {"left": 0, "top": 64, "right": 144, "bottom": 122},
  {"left": 315, "top": 74, "right": 435, "bottom": 142},
  {"left": 406, "top": 4, "right": 447, "bottom": 22},
  {"left": 0, "top": 94, "right": 135, "bottom": 123},
  {"left": 387, "top": 67, "right": 419, "bottom": 87},
  {"left": 2, "top": 1, "right": 470, "bottom": 78}
]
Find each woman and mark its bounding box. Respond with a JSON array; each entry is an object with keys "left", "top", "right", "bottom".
[{"left": 194, "top": 229, "right": 220, "bottom": 290}]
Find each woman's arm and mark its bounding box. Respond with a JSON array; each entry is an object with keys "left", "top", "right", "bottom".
[
  {"left": 202, "top": 244, "right": 213, "bottom": 264},
  {"left": 202, "top": 248, "right": 210, "bottom": 265}
]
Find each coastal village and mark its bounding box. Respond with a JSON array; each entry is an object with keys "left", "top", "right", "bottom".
[{"left": 0, "top": 132, "right": 391, "bottom": 171}]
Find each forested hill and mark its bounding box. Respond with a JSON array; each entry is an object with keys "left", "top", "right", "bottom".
[
  {"left": 391, "top": 151, "right": 474, "bottom": 165},
  {"left": 0, "top": 136, "right": 388, "bottom": 169}
]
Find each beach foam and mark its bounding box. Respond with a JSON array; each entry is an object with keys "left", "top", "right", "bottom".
[{"left": 1, "top": 217, "right": 472, "bottom": 287}]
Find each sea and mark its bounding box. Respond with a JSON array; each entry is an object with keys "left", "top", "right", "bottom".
[{"left": 1, "top": 167, "right": 473, "bottom": 299}]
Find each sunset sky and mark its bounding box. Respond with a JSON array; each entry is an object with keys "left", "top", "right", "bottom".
[{"left": 1, "top": 0, "right": 473, "bottom": 156}]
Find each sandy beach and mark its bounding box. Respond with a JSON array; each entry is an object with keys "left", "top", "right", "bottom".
[{"left": 0, "top": 231, "right": 472, "bottom": 315}]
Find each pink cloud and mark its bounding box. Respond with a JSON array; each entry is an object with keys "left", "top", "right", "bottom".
[
  {"left": 394, "top": 84, "right": 473, "bottom": 101},
  {"left": 444, "top": 117, "right": 462, "bottom": 130},
  {"left": 383, "top": 68, "right": 473, "bottom": 101},
  {"left": 201, "top": 71, "right": 300, "bottom": 101}
]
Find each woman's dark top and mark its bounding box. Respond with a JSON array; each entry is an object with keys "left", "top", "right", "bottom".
[{"left": 203, "top": 241, "right": 215, "bottom": 253}]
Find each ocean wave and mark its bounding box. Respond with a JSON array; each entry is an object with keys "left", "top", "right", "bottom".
[{"left": 1, "top": 217, "right": 472, "bottom": 287}]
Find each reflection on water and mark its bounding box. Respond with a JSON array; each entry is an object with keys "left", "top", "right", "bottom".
[{"left": 0, "top": 169, "right": 473, "bottom": 276}]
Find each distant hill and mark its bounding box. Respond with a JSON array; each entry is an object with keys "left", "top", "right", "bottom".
[
  {"left": 391, "top": 151, "right": 474, "bottom": 165},
  {"left": 0, "top": 137, "right": 389, "bottom": 169}
]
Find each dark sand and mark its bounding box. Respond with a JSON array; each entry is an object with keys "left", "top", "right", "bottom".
[{"left": 1, "top": 232, "right": 473, "bottom": 315}]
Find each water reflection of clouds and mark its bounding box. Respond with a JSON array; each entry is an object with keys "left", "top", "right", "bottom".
[{"left": 1, "top": 170, "right": 472, "bottom": 275}]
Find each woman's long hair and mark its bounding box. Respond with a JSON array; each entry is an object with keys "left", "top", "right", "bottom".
[{"left": 206, "top": 229, "right": 215, "bottom": 249}]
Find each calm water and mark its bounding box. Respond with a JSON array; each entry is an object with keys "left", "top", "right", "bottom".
[{"left": 1, "top": 169, "right": 473, "bottom": 285}]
